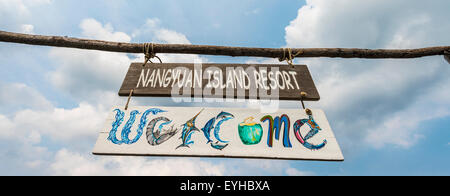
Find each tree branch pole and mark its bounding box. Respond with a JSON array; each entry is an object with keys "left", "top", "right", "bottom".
[{"left": 0, "top": 30, "right": 449, "bottom": 60}]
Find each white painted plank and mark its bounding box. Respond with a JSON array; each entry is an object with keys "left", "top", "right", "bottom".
[{"left": 92, "top": 106, "right": 344, "bottom": 161}]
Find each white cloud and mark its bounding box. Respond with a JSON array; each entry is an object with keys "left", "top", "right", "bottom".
[
  {"left": 0, "top": 0, "right": 51, "bottom": 16},
  {"left": 285, "top": 168, "right": 314, "bottom": 176},
  {"left": 0, "top": 114, "right": 15, "bottom": 139},
  {"left": 285, "top": 0, "right": 450, "bottom": 150},
  {"left": 222, "top": 159, "right": 314, "bottom": 176},
  {"left": 11, "top": 102, "right": 106, "bottom": 141},
  {"left": 365, "top": 77, "right": 450, "bottom": 148},
  {"left": 0, "top": 104, "right": 106, "bottom": 150},
  {"left": 245, "top": 8, "right": 260, "bottom": 16},
  {"left": 286, "top": 0, "right": 450, "bottom": 48},
  {"left": 0, "top": 81, "right": 107, "bottom": 145},
  {"left": 50, "top": 149, "right": 225, "bottom": 176},
  {"left": 132, "top": 18, "right": 206, "bottom": 64},
  {"left": 47, "top": 18, "right": 135, "bottom": 105},
  {"left": 0, "top": 82, "right": 107, "bottom": 174},
  {"left": 79, "top": 18, "right": 131, "bottom": 42},
  {"left": 48, "top": 18, "right": 206, "bottom": 106},
  {"left": 20, "top": 24, "right": 34, "bottom": 34},
  {"left": 48, "top": 48, "right": 131, "bottom": 103},
  {"left": 133, "top": 18, "right": 191, "bottom": 44},
  {"left": 0, "top": 82, "right": 53, "bottom": 114},
  {"left": 0, "top": 0, "right": 52, "bottom": 32}
]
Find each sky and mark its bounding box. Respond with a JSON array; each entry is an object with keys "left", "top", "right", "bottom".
[{"left": 0, "top": 0, "right": 449, "bottom": 176}]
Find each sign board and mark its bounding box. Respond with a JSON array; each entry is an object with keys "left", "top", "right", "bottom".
[
  {"left": 118, "top": 63, "right": 320, "bottom": 101},
  {"left": 92, "top": 106, "right": 344, "bottom": 161}
]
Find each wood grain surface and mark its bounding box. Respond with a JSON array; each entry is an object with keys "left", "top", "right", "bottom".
[{"left": 119, "top": 63, "right": 320, "bottom": 101}]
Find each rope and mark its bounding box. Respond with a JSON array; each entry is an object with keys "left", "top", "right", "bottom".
[
  {"left": 143, "top": 43, "right": 162, "bottom": 66},
  {"left": 278, "top": 48, "right": 303, "bottom": 65},
  {"left": 300, "top": 92, "right": 312, "bottom": 115},
  {"left": 300, "top": 92, "right": 307, "bottom": 110},
  {"left": 445, "top": 50, "right": 450, "bottom": 64},
  {"left": 124, "top": 89, "right": 134, "bottom": 110}
]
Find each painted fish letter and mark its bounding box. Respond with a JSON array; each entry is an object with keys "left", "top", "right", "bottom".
[
  {"left": 201, "top": 111, "right": 235, "bottom": 150},
  {"left": 108, "top": 109, "right": 126, "bottom": 145},
  {"left": 107, "top": 108, "right": 166, "bottom": 145},
  {"left": 260, "top": 114, "right": 292, "bottom": 148},
  {"left": 293, "top": 114, "right": 327, "bottom": 150},
  {"left": 176, "top": 109, "right": 204, "bottom": 149},
  {"left": 146, "top": 116, "right": 179, "bottom": 146}
]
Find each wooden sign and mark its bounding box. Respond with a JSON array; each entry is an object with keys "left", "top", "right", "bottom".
[
  {"left": 119, "top": 63, "right": 320, "bottom": 101},
  {"left": 92, "top": 106, "right": 344, "bottom": 161}
]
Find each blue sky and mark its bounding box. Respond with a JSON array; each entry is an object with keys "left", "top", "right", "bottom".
[{"left": 0, "top": 0, "right": 449, "bottom": 175}]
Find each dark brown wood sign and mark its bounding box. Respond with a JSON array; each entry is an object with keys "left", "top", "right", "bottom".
[{"left": 119, "top": 63, "right": 320, "bottom": 101}]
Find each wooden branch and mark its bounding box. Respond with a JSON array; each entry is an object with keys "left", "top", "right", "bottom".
[
  {"left": 1, "top": 30, "right": 449, "bottom": 60},
  {"left": 445, "top": 51, "right": 450, "bottom": 64}
]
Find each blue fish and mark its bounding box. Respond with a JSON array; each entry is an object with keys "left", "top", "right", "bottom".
[
  {"left": 210, "top": 141, "right": 228, "bottom": 150},
  {"left": 201, "top": 117, "right": 216, "bottom": 144},
  {"left": 213, "top": 111, "right": 234, "bottom": 143},
  {"left": 176, "top": 109, "right": 204, "bottom": 149}
]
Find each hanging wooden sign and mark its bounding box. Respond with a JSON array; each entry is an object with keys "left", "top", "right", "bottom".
[
  {"left": 92, "top": 106, "right": 344, "bottom": 161},
  {"left": 118, "top": 63, "right": 320, "bottom": 101}
]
